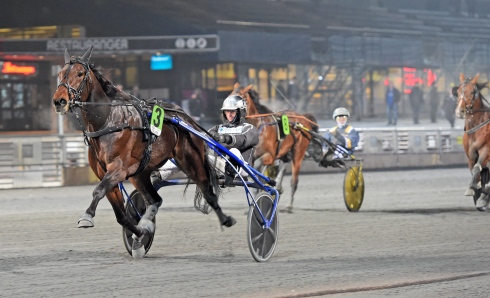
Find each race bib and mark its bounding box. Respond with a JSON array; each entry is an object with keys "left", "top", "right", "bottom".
[{"left": 150, "top": 105, "right": 164, "bottom": 136}]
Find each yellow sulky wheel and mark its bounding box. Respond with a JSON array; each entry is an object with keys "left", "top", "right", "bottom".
[{"left": 343, "top": 166, "right": 365, "bottom": 212}]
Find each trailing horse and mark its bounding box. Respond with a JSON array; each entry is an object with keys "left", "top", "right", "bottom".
[
  {"left": 52, "top": 46, "right": 235, "bottom": 258},
  {"left": 231, "top": 83, "right": 318, "bottom": 212},
  {"left": 455, "top": 73, "right": 490, "bottom": 211}
]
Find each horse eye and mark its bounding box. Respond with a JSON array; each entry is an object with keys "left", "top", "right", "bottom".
[{"left": 77, "top": 71, "right": 83, "bottom": 77}]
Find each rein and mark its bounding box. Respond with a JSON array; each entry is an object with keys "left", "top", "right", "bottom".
[
  {"left": 466, "top": 118, "right": 490, "bottom": 134},
  {"left": 246, "top": 112, "right": 319, "bottom": 128}
]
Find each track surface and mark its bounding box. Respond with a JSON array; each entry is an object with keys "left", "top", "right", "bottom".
[{"left": 1, "top": 168, "right": 489, "bottom": 298}]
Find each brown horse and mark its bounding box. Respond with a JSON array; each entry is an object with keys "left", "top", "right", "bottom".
[
  {"left": 231, "top": 83, "right": 318, "bottom": 212},
  {"left": 455, "top": 73, "right": 490, "bottom": 210},
  {"left": 52, "top": 46, "right": 235, "bottom": 258}
]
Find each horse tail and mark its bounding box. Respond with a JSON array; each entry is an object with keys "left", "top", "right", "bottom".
[{"left": 303, "top": 113, "right": 319, "bottom": 132}]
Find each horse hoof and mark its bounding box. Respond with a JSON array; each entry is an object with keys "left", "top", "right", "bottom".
[
  {"left": 221, "top": 216, "right": 236, "bottom": 227},
  {"left": 465, "top": 188, "right": 475, "bottom": 196},
  {"left": 475, "top": 196, "right": 489, "bottom": 210},
  {"left": 277, "top": 187, "right": 284, "bottom": 195},
  {"left": 78, "top": 214, "right": 94, "bottom": 228},
  {"left": 132, "top": 245, "right": 146, "bottom": 259},
  {"left": 282, "top": 205, "right": 293, "bottom": 213},
  {"left": 138, "top": 219, "right": 155, "bottom": 234},
  {"left": 131, "top": 235, "right": 146, "bottom": 259}
]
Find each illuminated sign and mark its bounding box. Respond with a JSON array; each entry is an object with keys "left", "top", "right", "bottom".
[
  {"left": 1, "top": 61, "right": 37, "bottom": 75},
  {"left": 151, "top": 54, "right": 172, "bottom": 70},
  {"left": 402, "top": 67, "right": 437, "bottom": 94}
]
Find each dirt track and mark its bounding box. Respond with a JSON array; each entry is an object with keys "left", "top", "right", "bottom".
[{"left": 1, "top": 167, "right": 490, "bottom": 298}]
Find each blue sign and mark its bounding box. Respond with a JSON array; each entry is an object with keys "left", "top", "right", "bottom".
[{"left": 151, "top": 54, "right": 172, "bottom": 70}]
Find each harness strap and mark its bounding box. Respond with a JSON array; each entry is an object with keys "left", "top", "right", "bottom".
[
  {"left": 466, "top": 118, "right": 490, "bottom": 134},
  {"left": 85, "top": 124, "right": 131, "bottom": 138}
]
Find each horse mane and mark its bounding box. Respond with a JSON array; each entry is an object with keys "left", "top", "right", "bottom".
[
  {"left": 475, "top": 82, "right": 490, "bottom": 108},
  {"left": 89, "top": 64, "right": 120, "bottom": 98},
  {"left": 247, "top": 88, "right": 273, "bottom": 114}
]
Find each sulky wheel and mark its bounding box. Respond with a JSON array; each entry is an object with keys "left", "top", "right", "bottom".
[
  {"left": 247, "top": 192, "right": 279, "bottom": 262},
  {"left": 122, "top": 190, "right": 156, "bottom": 256},
  {"left": 343, "top": 166, "right": 365, "bottom": 212}
]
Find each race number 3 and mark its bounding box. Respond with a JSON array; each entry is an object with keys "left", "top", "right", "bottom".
[
  {"left": 281, "top": 115, "right": 290, "bottom": 135},
  {"left": 150, "top": 105, "right": 165, "bottom": 136}
]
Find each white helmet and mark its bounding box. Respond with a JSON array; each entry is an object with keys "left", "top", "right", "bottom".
[
  {"left": 332, "top": 107, "right": 350, "bottom": 120},
  {"left": 221, "top": 95, "right": 246, "bottom": 111}
]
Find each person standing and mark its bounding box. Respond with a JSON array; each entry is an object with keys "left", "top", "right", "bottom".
[
  {"left": 130, "top": 85, "right": 141, "bottom": 98},
  {"left": 443, "top": 87, "right": 458, "bottom": 128},
  {"left": 189, "top": 88, "right": 204, "bottom": 120},
  {"left": 409, "top": 82, "right": 424, "bottom": 124},
  {"left": 385, "top": 81, "right": 401, "bottom": 126},
  {"left": 429, "top": 84, "right": 440, "bottom": 123},
  {"left": 287, "top": 76, "right": 300, "bottom": 109}
]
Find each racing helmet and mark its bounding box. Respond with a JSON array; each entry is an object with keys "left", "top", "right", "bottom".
[
  {"left": 221, "top": 95, "right": 245, "bottom": 110},
  {"left": 332, "top": 107, "right": 350, "bottom": 120}
]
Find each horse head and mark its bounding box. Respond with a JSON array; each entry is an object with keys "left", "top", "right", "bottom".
[
  {"left": 52, "top": 46, "right": 95, "bottom": 115},
  {"left": 454, "top": 73, "right": 486, "bottom": 119}
]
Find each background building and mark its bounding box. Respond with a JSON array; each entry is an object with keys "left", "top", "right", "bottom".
[{"left": 1, "top": 0, "right": 489, "bottom": 134}]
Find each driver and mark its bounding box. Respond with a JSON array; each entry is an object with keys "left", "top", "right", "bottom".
[
  {"left": 153, "top": 95, "right": 259, "bottom": 185},
  {"left": 321, "top": 107, "right": 360, "bottom": 167}
]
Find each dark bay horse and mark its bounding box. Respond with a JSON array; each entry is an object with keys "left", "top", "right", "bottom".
[
  {"left": 52, "top": 46, "right": 235, "bottom": 258},
  {"left": 231, "top": 83, "right": 318, "bottom": 212},
  {"left": 455, "top": 73, "right": 490, "bottom": 210}
]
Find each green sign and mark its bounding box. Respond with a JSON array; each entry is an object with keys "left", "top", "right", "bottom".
[
  {"left": 150, "top": 105, "right": 165, "bottom": 136},
  {"left": 281, "top": 115, "right": 290, "bottom": 135}
]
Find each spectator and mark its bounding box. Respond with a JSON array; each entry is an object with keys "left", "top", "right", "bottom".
[
  {"left": 429, "top": 83, "right": 440, "bottom": 123},
  {"left": 385, "top": 81, "right": 401, "bottom": 126},
  {"left": 409, "top": 82, "right": 424, "bottom": 124},
  {"left": 287, "top": 76, "right": 300, "bottom": 109},
  {"left": 189, "top": 88, "right": 204, "bottom": 120},
  {"left": 130, "top": 85, "right": 141, "bottom": 99},
  {"left": 443, "top": 87, "right": 458, "bottom": 128}
]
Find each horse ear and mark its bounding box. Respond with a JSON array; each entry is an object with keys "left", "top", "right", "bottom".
[
  {"left": 233, "top": 82, "right": 240, "bottom": 89},
  {"left": 80, "top": 46, "right": 94, "bottom": 63},
  {"left": 471, "top": 73, "right": 480, "bottom": 85},
  {"left": 244, "top": 85, "right": 252, "bottom": 93},
  {"left": 459, "top": 73, "right": 465, "bottom": 83},
  {"left": 64, "top": 49, "right": 71, "bottom": 64}
]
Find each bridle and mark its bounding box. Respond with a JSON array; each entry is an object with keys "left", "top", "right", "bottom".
[
  {"left": 458, "top": 79, "right": 485, "bottom": 115},
  {"left": 56, "top": 58, "right": 93, "bottom": 110}
]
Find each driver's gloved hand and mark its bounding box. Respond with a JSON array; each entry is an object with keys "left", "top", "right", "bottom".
[
  {"left": 209, "top": 131, "right": 220, "bottom": 141},
  {"left": 333, "top": 131, "right": 345, "bottom": 146},
  {"left": 218, "top": 134, "right": 233, "bottom": 144}
]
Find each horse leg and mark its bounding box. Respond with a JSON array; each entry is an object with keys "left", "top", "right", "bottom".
[
  {"left": 274, "top": 160, "right": 288, "bottom": 195},
  {"left": 284, "top": 160, "right": 300, "bottom": 213},
  {"left": 127, "top": 172, "right": 164, "bottom": 257},
  {"left": 466, "top": 153, "right": 483, "bottom": 196}
]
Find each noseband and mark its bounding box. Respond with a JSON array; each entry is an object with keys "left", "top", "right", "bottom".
[{"left": 56, "top": 59, "right": 93, "bottom": 109}]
